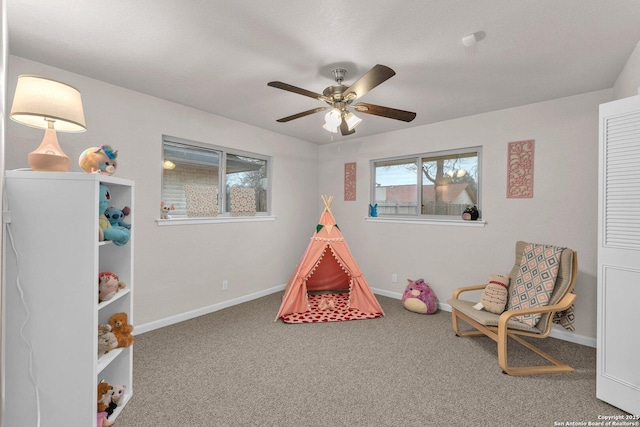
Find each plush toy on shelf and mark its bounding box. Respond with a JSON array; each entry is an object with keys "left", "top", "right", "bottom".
[
  {"left": 97, "top": 324, "right": 118, "bottom": 357},
  {"left": 160, "top": 201, "right": 175, "bottom": 219},
  {"left": 98, "top": 271, "right": 126, "bottom": 303},
  {"left": 105, "top": 384, "right": 127, "bottom": 417},
  {"left": 97, "top": 411, "right": 113, "bottom": 427},
  {"left": 97, "top": 381, "right": 115, "bottom": 426},
  {"left": 402, "top": 278, "right": 439, "bottom": 314},
  {"left": 104, "top": 206, "right": 131, "bottom": 229},
  {"left": 110, "top": 384, "right": 127, "bottom": 406},
  {"left": 79, "top": 145, "right": 118, "bottom": 175},
  {"left": 97, "top": 381, "right": 113, "bottom": 413},
  {"left": 108, "top": 312, "right": 134, "bottom": 348},
  {"left": 99, "top": 184, "right": 130, "bottom": 246}
]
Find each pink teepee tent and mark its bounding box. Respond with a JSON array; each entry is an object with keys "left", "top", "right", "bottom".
[{"left": 275, "top": 195, "right": 384, "bottom": 322}]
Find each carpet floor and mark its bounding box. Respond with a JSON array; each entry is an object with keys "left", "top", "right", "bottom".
[{"left": 116, "top": 292, "right": 627, "bottom": 427}]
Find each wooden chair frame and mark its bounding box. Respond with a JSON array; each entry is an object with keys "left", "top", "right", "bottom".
[{"left": 450, "top": 250, "right": 578, "bottom": 376}]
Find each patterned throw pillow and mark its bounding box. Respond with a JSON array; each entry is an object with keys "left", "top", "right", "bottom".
[
  {"left": 509, "top": 243, "right": 564, "bottom": 326},
  {"left": 479, "top": 274, "right": 509, "bottom": 314},
  {"left": 185, "top": 185, "right": 218, "bottom": 217}
]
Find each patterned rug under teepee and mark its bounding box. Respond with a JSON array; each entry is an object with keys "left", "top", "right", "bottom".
[{"left": 281, "top": 293, "right": 383, "bottom": 324}]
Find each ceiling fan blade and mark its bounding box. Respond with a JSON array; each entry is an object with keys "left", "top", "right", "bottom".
[
  {"left": 352, "top": 102, "right": 416, "bottom": 122},
  {"left": 276, "top": 107, "right": 328, "bottom": 122},
  {"left": 268, "top": 81, "right": 331, "bottom": 102},
  {"left": 342, "top": 64, "right": 396, "bottom": 101},
  {"left": 340, "top": 117, "right": 355, "bottom": 136}
]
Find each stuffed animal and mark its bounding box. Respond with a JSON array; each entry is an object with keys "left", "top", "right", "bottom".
[
  {"left": 105, "top": 384, "right": 127, "bottom": 417},
  {"left": 318, "top": 295, "right": 336, "bottom": 310},
  {"left": 108, "top": 312, "right": 134, "bottom": 348},
  {"left": 99, "top": 184, "right": 130, "bottom": 246},
  {"left": 97, "top": 324, "right": 118, "bottom": 357},
  {"left": 79, "top": 145, "right": 118, "bottom": 175},
  {"left": 110, "top": 384, "right": 127, "bottom": 407},
  {"left": 98, "top": 271, "right": 126, "bottom": 302},
  {"left": 97, "top": 382, "right": 113, "bottom": 413},
  {"left": 160, "top": 201, "right": 175, "bottom": 219},
  {"left": 476, "top": 274, "right": 510, "bottom": 314},
  {"left": 462, "top": 205, "right": 480, "bottom": 220},
  {"left": 402, "top": 278, "right": 439, "bottom": 314},
  {"left": 97, "top": 381, "right": 116, "bottom": 426},
  {"left": 104, "top": 206, "right": 131, "bottom": 229},
  {"left": 97, "top": 411, "right": 113, "bottom": 427}
]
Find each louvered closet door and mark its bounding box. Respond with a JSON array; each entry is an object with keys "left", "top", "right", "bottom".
[{"left": 597, "top": 94, "right": 640, "bottom": 416}]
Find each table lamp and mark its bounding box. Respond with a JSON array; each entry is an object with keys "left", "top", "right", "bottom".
[{"left": 10, "top": 74, "right": 87, "bottom": 172}]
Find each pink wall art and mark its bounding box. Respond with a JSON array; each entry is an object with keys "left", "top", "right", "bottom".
[
  {"left": 507, "top": 140, "right": 535, "bottom": 198},
  {"left": 344, "top": 162, "right": 356, "bottom": 201}
]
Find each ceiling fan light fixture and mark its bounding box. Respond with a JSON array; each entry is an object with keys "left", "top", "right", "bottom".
[
  {"left": 269, "top": 64, "right": 416, "bottom": 136},
  {"left": 344, "top": 111, "right": 362, "bottom": 131},
  {"left": 322, "top": 122, "right": 339, "bottom": 133},
  {"left": 324, "top": 109, "right": 342, "bottom": 127}
]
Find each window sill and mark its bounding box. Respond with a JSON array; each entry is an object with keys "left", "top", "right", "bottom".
[
  {"left": 365, "top": 216, "right": 486, "bottom": 227},
  {"left": 156, "top": 216, "right": 276, "bottom": 226}
]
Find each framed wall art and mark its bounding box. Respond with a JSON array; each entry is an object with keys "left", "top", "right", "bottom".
[
  {"left": 507, "top": 139, "right": 535, "bottom": 198},
  {"left": 344, "top": 162, "right": 356, "bottom": 201}
]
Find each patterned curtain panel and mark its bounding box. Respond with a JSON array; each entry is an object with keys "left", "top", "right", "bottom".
[
  {"left": 185, "top": 184, "right": 218, "bottom": 217},
  {"left": 230, "top": 187, "right": 256, "bottom": 216}
]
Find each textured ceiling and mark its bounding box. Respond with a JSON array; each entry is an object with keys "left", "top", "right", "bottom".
[{"left": 8, "top": 0, "right": 640, "bottom": 144}]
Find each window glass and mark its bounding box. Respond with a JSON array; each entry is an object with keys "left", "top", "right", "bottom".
[
  {"left": 372, "top": 147, "right": 480, "bottom": 219},
  {"left": 421, "top": 152, "right": 478, "bottom": 216},
  {"left": 161, "top": 137, "right": 270, "bottom": 218},
  {"left": 225, "top": 154, "right": 268, "bottom": 213},
  {"left": 373, "top": 159, "right": 419, "bottom": 215}
]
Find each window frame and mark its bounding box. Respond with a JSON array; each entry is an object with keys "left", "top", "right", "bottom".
[
  {"left": 160, "top": 135, "right": 272, "bottom": 222},
  {"left": 370, "top": 146, "right": 482, "bottom": 222}
]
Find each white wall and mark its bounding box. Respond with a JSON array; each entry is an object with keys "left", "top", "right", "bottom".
[
  {"left": 5, "top": 56, "right": 320, "bottom": 327},
  {"left": 613, "top": 39, "right": 640, "bottom": 99},
  {"left": 6, "top": 38, "right": 640, "bottom": 342},
  {"left": 1, "top": 1, "right": 7, "bottom": 424},
  {"left": 319, "top": 89, "right": 612, "bottom": 341}
]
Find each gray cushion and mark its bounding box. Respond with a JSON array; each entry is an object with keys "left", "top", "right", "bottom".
[{"left": 447, "top": 298, "right": 542, "bottom": 333}]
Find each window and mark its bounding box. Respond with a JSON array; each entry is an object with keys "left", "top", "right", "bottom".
[
  {"left": 162, "top": 136, "right": 270, "bottom": 218},
  {"left": 371, "top": 147, "right": 481, "bottom": 219}
]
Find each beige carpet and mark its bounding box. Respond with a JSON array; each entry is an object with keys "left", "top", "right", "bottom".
[{"left": 116, "top": 292, "right": 626, "bottom": 427}]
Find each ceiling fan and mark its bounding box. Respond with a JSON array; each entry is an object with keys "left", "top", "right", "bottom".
[{"left": 267, "top": 64, "right": 416, "bottom": 136}]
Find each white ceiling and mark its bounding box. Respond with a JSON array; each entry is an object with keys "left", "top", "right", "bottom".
[{"left": 7, "top": 1, "right": 640, "bottom": 145}]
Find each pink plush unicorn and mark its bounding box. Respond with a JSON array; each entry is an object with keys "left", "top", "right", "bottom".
[{"left": 79, "top": 145, "right": 118, "bottom": 175}]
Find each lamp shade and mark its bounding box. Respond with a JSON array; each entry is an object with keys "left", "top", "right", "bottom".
[
  {"left": 324, "top": 109, "right": 342, "bottom": 127},
  {"left": 10, "top": 74, "right": 86, "bottom": 133},
  {"left": 344, "top": 112, "right": 362, "bottom": 131}
]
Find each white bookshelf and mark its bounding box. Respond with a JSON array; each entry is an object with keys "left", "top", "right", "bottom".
[{"left": 4, "top": 170, "right": 134, "bottom": 426}]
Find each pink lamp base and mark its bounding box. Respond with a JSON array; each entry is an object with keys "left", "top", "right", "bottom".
[
  {"left": 28, "top": 151, "right": 70, "bottom": 172},
  {"left": 27, "top": 128, "right": 71, "bottom": 172}
]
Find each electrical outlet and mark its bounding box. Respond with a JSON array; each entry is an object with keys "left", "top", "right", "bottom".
[
  {"left": 392, "top": 274, "right": 397, "bottom": 283},
  {"left": 222, "top": 280, "right": 228, "bottom": 290}
]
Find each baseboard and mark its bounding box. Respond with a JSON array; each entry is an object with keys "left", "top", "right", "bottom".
[
  {"left": 136, "top": 285, "right": 596, "bottom": 348},
  {"left": 548, "top": 327, "right": 596, "bottom": 348},
  {"left": 135, "top": 284, "right": 286, "bottom": 335},
  {"left": 371, "top": 287, "right": 596, "bottom": 348}
]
